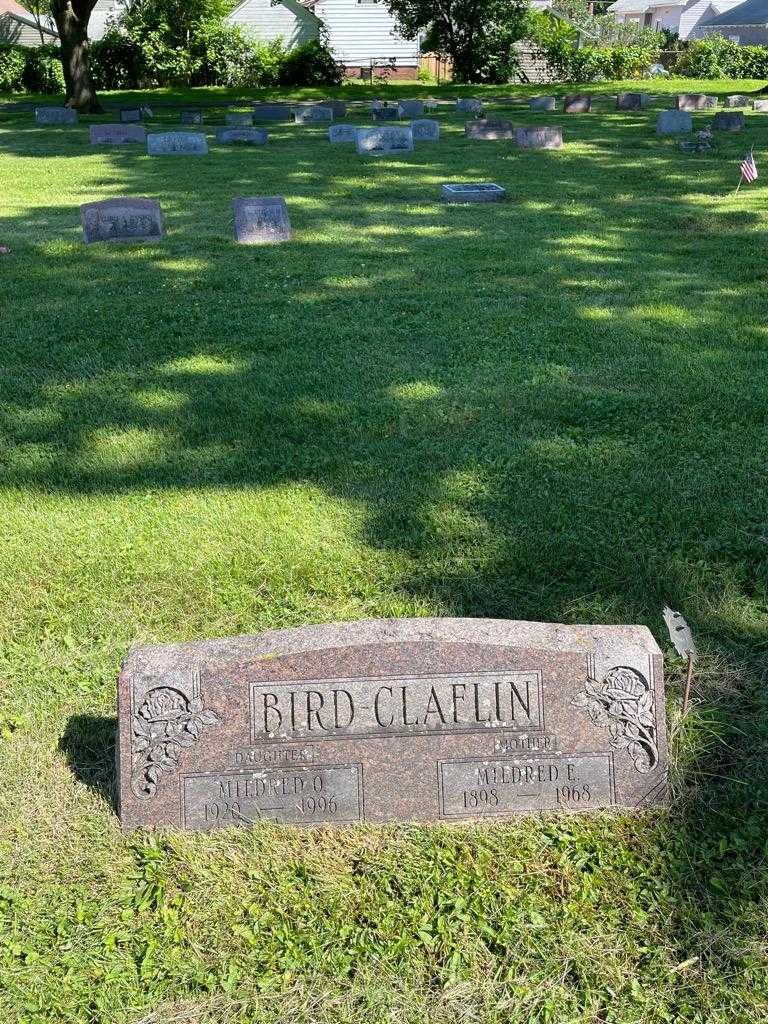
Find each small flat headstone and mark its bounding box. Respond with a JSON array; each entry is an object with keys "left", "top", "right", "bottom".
[
  {"left": 516, "top": 125, "right": 563, "bottom": 150},
  {"left": 410, "top": 118, "right": 439, "bottom": 141},
  {"left": 398, "top": 99, "right": 424, "bottom": 118},
  {"left": 294, "top": 104, "right": 333, "bottom": 123},
  {"left": 356, "top": 126, "right": 414, "bottom": 155},
  {"left": 712, "top": 110, "right": 745, "bottom": 131},
  {"left": 80, "top": 197, "right": 163, "bottom": 244},
  {"left": 318, "top": 100, "right": 347, "bottom": 118},
  {"left": 372, "top": 106, "right": 399, "bottom": 121},
  {"left": 216, "top": 127, "right": 268, "bottom": 145},
  {"left": 617, "top": 92, "right": 642, "bottom": 111},
  {"left": 753, "top": 99, "right": 768, "bottom": 111},
  {"left": 90, "top": 124, "right": 146, "bottom": 145},
  {"left": 563, "top": 95, "right": 591, "bottom": 113},
  {"left": 676, "top": 94, "right": 717, "bottom": 111},
  {"left": 424, "top": 98, "right": 439, "bottom": 111},
  {"left": 725, "top": 94, "right": 751, "bottom": 107},
  {"left": 226, "top": 112, "right": 254, "bottom": 126},
  {"left": 329, "top": 123, "right": 359, "bottom": 143},
  {"left": 120, "top": 108, "right": 142, "bottom": 123},
  {"left": 253, "top": 103, "right": 291, "bottom": 121},
  {"left": 116, "top": 618, "right": 667, "bottom": 831},
  {"left": 442, "top": 182, "right": 506, "bottom": 203},
  {"left": 233, "top": 195, "right": 291, "bottom": 244},
  {"left": 457, "top": 98, "right": 483, "bottom": 114},
  {"left": 465, "top": 119, "right": 514, "bottom": 140},
  {"left": 147, "top": 132, "right": 208, "bottom": 156},
  {"left": 529, "top": 96, "right": 556, "bottom": 111},
  {"left": 656, "top": 109, "right": 692, "bottom": 134},
  {"left": 180, "top": 110, "right": 203, "bottom": 125},
  {"left": 36, "top": 106, "right": 77, "bottom": 125}
]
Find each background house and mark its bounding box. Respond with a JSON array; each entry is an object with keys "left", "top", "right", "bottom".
[
  {"left": 227, "top": 0, "right": 421, "bottom": 79},
  {"left": 607, "top": 0, "right": 744, "bottom": 38},
  {"left": 695, "top": 0, "right": 768, "bottom": 42},
  {"left": 0, "top": 0, "right": 57, "bottom": 46}
]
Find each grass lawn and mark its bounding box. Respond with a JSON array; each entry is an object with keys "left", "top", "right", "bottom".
[{"left": 1, "top": 80, "right": 768, "bottom": 1024}]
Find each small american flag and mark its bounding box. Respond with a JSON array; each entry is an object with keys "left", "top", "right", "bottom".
[{"left": 741, "top": 149, "right": 758, "bottom": 183}]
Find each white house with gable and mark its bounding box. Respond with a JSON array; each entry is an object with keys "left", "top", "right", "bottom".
[
  {"left": 607, "top": 0, "right": 745, "bottom": 38},
  {"left": 227, "top": 0, "right": 420, "bottom": 78}
]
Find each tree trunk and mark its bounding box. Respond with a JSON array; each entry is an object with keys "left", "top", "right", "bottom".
[{"left": 52, "top": 3, "right": 102, "bottom": 113}]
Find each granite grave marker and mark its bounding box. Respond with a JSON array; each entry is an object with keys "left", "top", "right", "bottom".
[
  {"left": 457, "top": 98, "right": 483, "bottom": 114},
  {"left": 36, "top": 106, "right": 77, "bottom": 125},
  {"left": 712, "top": 111, "right": 745, "bottom": 131},
  {"left": 656, "top": 110, "right": 692, "bottom": 134},
  {"left": 754, "top": 99, "right": 768, "bottom": 112},
  {"left": 120, "top": 107, "right": 143, "bottom": 123},
  {"left": 410, "top": 118, "right": 439, "bottom": 141},
  {"left": 226, "top": 112, "right": 254, "bottom": 126},
  {"left": 516, "top": 125, "right": 563, "bottom": 149},
  {"left": 180, "top": 110, "right": 203, "bottom": 124},
  {"left": 356, "top": 126, "right": 414, "bottom": 155},
  {"left": 232, "top": 196, "right": 291, "bottom": 244},
  {"left": 147, "top": 132, "right": 209, "bottom": 156},
  {"left": 295, "top": 105, "right": 333, "bottom": 124},
  {"left": 372, "top": 106, "right": 399, "bottom": 121},
  {"left": 90, "top": 124, "right": 146, "bottom": 145},
  {"left": 329, "top": 123, "right": 359, "bottom": 143},
  {"left": 117, "top": 618, "right": 668, "bottom": 831},
  {"left": 216, "top": 127, "right": 268, "bottom": 145},
  {"left": 253, "top": 103, "right": 291, "bottom": 121},
  {"left": 563, "top": 95, "right": 591, "bottom": 113},
  {"left": 616, "top": 92, "right": 642, "bottom": 111},
  {"left": 442, "top": 183, "right": 506, "bottom": 203},
  {"left": 398, "top": 99, "right": 425, "bottom": 118},
  {"left": 529, "top": 96, "right": 557, "bottom": 111},
  {"left": 80, "top": 198, "right": 164, "bottom": 244},
  {"left": 465, "top": 119, "right": 514, "bottom": 140},
  {"left": 725, "top": 94, "right": 752, "bottom": 107},
  {"left": 676, "top": 94, "right": 717, "bottom": 110},
  {"left": 318, "top": 100, "right": 347, "bottom": 118}
]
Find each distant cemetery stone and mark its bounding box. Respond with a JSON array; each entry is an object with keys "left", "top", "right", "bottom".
[
  {"left": 617, "top": 92, "right": 642, "bottom": 110},
  {"left": 410, "top": 118, "right": 439, "bottom": 141},
  {"left": 442, "top": 183, "right": 506, "bottom": 203},
  {"left": 725, "top": 94, "right": 751, "bottom": 107},
  {"left": 372, "top": 106, "right": 399, "bottom": 121},
  {"left": 676, "top": 94, "right": 717, "bottom": 110},
  {"left": 712, "top": 111, "right": 745, "bottom": 131},
  {"left": 36, "top": 106, "right": 77, "bottom": 125},
  {"left": 90, "top": 124, "right": 146, "bottom": 145},
  {"left": 233, "top": 196, "right": 291, "bottom": 244},
  {"left": 295, "top": 105, "right": 333, "bottom": 123},
  {"left": 80, "top": 198, "right": 164, "bottom": 245},
  {"left": 529, "top": 96, "right": 556, "bottom": 111},
  {"left": 216, "top": 127, "right": 268, "bottom": 145},
  {"left": 329, "top": 124, "right": 359, "bottom": 143},
  {"left": 424, "top": 99, "right": 439, "bottom": 111},
  {"left": 753, "top": 99, "right": 768, "bottom": 111},
  {"left": 318, "top": 100, "right": 347, "bottom": 118},
  {"left": 465, "top": 119, "right": 514, "bottom": 140},
  {"left": 253, "top": 103, "right": 291, "bottom": 121},
  {"left": 120, "top": 107, "right": 142, "bottom": 123},
  {"left": 117, "top": 618, "right": 668, "bottom": 831},
  {"left": 398, "top": 99, "right": 424, "bottom": 118},
  {"left": 226, "top": 112, "right": 254, "bottom": 126},
  {"left": 656, "top": 109, "right": 693, "bottom": 134},
  {"left": 516, "top": 125, "right": 563, "bottom": 150},
  {"left": 563, "top": 95, "right": 591, "bottom": 113},
  {"left": 180, "top": 110, "right": 203, "bottom": 125},
  {"left": 457, "top": 98, "right": 483, "bottom": 114},
  {"left": 356, "top": 126, "right": 414, "bottom": 156},
  {"left": 147, "top": 132, "right": 209, "bottom": 156}
]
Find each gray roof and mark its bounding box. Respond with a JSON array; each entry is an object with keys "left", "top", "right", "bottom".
[{"left": 701, "top": 0, "right": 768, "bottom": 25}]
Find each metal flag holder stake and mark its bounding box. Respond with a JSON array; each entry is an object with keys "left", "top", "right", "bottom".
[{"left": 663, "top": 606, "right": 696, "bottom": 717}]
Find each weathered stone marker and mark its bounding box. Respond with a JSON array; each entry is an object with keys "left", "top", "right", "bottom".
[
  {"left": 80, "top": 197, "right": 164, "bottom": 244},
  {"left": 563, "top": 95, "right": 591, "bottom": 114},
  {"left": 712, "top": 111, "right": 745, "bottom": 131},
  {"left": 372, "top": 106, "right": 399, "bottom": 121},
  {"left": 253, "top": 103, "right": 291, "bottom": 121},
  {"left": 117, "top": 618, "right": 667, "bottom": 831},
  {"left": 676, "top": 94, "right": 717, "bottom": 110},
  {"left": 725, "top": 94, "right": 752, "bottom": 107},
  {"left": 90, "top": 124, "right": 146, "bottom": 145},
  {"left": 616, "top": 92, "right": 643, "bottom": 110},
  {"left": 318, "top": 100, "right": 347, "bottom": 118},
  {"left": 398, "top": 99, "right": 425, "bottom": 118},
  {"left": 232, "top": 196, "right": 291, "bottom": 244},
  {"left": 36, "top": 106, "right": 77, "bottom": 125},
  {"left": 516, "top": 125, "right": 563, "bottom": 150},
  {"left": 216, "top": 127, "right": 267, "bottom": 145},
  {"left": 329, "top": 123, "right": 359, "bottom": 143},
  {"left": 294, "top": 104, "right": 333, "bottom": 123},
  {"left": 753, "top": 99, "right": 768, "bottom": 112},
  {"left": 465, "top": 119, "right": 514, "bottom": 140},
  {"left": 180, "top": 110, "right": 203, "bottom": 124},
  {"left": 529, "top": 96, "right": 557, "bottom": 111},
  {"left": 120, "top": 107, "right": 143, "bottom": 123},
  {"left": 411, "top": 118, "right": 439, "bottom": 141},
  {"left": 656, "top": 110, "right": 692, "bottom": 134},
  {"left": 225, "top": 112, "right": 254, "bottom": 126},
  {"left": 147, "top": 132, "right": 209, "bottom": 156},
  {"left": 442, "top": 183, "right": 506, "bottom": 203},
  {"left": 356, "top": 126, "right": 414, "bottom": 155},
  {"left": 457, "top": 98, "right": 483, "bottom": 114}
]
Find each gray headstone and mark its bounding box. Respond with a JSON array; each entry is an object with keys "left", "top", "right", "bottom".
[
  {"left": 457, "top": 98, "right": 483, "bottom": 114},
  {"left": 35, "top": 106, "right": 77, "bottom": 125},
  {"left": 317, "top": 100, "right": 347, "bottom": 118},
  {"left": 529, "top": 96, "right": 557, "bottom": 111},
  {"left": 753, "top": 99, "right": 768, "bottom": 112},
  {"left": 725, "top": 94, "right": 752, "bottom": 107},
  {"left": 294, "top": 105, "right": 333, "bottom": 123},
  {"left": 180, "top": 110, "right": 203, "bottom": 125},
  {"left": 372, "top": 106, "right": 399, "bottom": 121},
  {"left": 712, "top": 111, "right": 745, "bottom": 131},
  {"left": 147, "top": 132, "right": 209, "bottom": 156},
  {"left": 80, "top": 197, "right": 164, "bottom": 245},
  {"left": 356, "top": 126, "right": 414, "bottom": 155},
  {"left": 120, "top": 108, "right": 142, "bottom": 123},
  {"left": 563, "top": 95, "right": 591, "bottom": 114},
  {"left": 253, "top": 103, "right": 291, "bottom": 121},
  {"left": 424, "top": 99, "right": 439, "bottom": 111},
  {"left": 465, "top": 119, "right": 514, "bottom": 140},
  {"left": 617, "top": 92, "right": 642, "bottom": 110},
  {"left": 676, "top": 94, "right": 717, "bottom": 111},
  {"left": 656, "top": 109, "right": 693, "bottom": 134},
  {"left": 516, "top": 125, "right": 563, "bottom": 150},
  {"left": 398, "top": 99, "right": 425, "bottom": 118},
  {"left": 116, "top": 618, "right": 668, "bottom": 832},
  {"left": 329, "top": 123, "right": 359, "bottom": 143},
  {"left": 442, "top": 183, "right": 506, "bottom": 204},
  {"left": 233, "top": 196, "right": 291, "bottom": 245},
  {"left": 90, "top": 124, "right": 146, "bottom": 145},
  {"left": 225, "top": 112, "right": 254, "bottom": 126},
  {"left": 410, "top": 118, "right": 439, "bottom": 141},
  {"left": 216, "top": 127, "right": 268, "bottom": 145}
]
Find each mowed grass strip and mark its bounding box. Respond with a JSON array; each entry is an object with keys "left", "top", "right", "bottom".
[{"left": 1, "top": 82, "right": 768, "bottom": 1024}]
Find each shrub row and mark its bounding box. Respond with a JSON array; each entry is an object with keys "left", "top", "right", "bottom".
[
  {"left": 0, "top": 43, "right": 64, "bottom": 93},
  {"left": 674, "top": 35, "right": 768, "bottom": 78}
]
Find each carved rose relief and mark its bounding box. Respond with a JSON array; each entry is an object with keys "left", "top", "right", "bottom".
[{"left": 572, "top": 666, "right": 658, "bottom": 773}]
